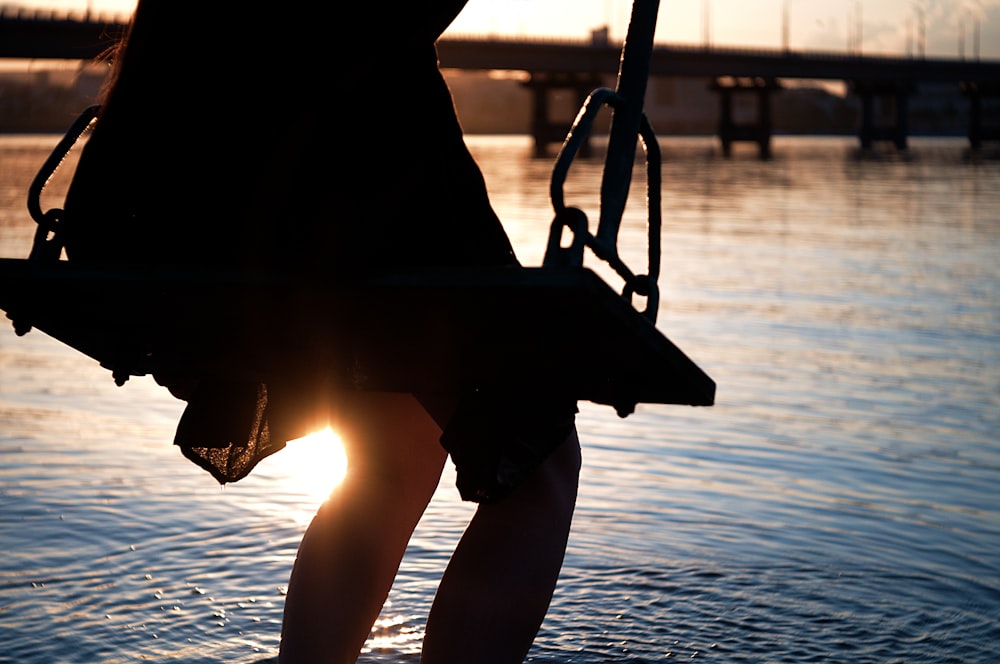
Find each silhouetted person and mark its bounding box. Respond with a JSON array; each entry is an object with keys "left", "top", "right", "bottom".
[{"left": 63, "top": 2, "right": 581, "bottom": 661}]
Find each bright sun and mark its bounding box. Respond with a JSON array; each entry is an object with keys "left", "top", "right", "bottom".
[{"left": 277, "top": 427, "right": 349, "bottom": 501}]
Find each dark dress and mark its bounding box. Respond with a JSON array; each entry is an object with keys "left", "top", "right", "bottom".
[{"left": 63, "top": 1, "right": 575, "bottom": 501}]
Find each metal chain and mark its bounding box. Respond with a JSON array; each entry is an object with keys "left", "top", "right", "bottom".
[
  {"left": 26, "top": 104, "right": 101, "bottom": 262},
  {"left": 11, "top": 105, "right": 101, "bottom": 338},
  {"left": 544, "top": 89, "right": 663, "bottom": 323}
]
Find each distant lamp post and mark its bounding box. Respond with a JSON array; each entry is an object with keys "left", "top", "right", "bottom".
[
  {"left": 911, "top": 2, "right": 925, "bottom": 58},
  {"left": 703, "top": 0, "right": 712, "bottom": 48},
  {"left": 848, "top": 1, "right": 863, "bottom": 55},
  {"left": 782, "top": 0, "right": 790, "bottom": 52},
  {"left": 974, "top": 18, "right": 980, "bottom": 61},
  {"left": 962, "top": 13, "right": 982, "bottom": 61},
  {"left": 960, "top": 13, "right": 966, "bottom": 60}
]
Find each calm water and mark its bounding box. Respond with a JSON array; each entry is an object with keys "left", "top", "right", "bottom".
[{"left": 1, "top": 133, "right": 999, "bottom": 663}]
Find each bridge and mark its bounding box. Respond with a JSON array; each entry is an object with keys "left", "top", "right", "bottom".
[
  {"left": 437, "top": 36, "right": 1000, "bottom": 155},
  {"left": 3, "top": 11, "right": 999, "bottom": 155}
]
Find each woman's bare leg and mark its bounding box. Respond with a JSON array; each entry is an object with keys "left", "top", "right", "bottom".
[
  {"left": 279, "top": 392, "right": 448, "bottom": 664},
  {"left": 421, "top": 427, "right": 581, "bottom": 664}
]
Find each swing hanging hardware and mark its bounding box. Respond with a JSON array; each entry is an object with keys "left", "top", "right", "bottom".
[
  {"left": 13, "top": 105, "right": 101, "bottom": 337},
  {"left": 26, "top": 105, "right": 100, "bottom": 232},
  {"left": 543, "top": 88, "right": 662, "bottom": 323}
]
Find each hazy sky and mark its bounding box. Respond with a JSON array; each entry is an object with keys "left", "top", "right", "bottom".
[{"left": 14, "top": 0, "right": 1000, "bottom": 60}]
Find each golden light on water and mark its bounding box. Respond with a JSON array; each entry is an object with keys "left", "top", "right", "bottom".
[
  {"left": 364, "top": 612, "right": 424, "bottom": 655},
  {"left": 275, "top": 427, "right": 349, "bottom": 502}
]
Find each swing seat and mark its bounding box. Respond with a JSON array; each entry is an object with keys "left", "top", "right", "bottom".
[{"left": 0, "top": 258, "right": 714, "bottom": 416}]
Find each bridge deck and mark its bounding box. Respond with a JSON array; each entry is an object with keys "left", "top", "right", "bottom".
[{"left": 2, "top": 14, "right": 999, "bottom": 85}]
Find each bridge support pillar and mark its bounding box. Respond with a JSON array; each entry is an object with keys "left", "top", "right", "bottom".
[
  {"left": 522, "top": 72, "right": 604, "bottom": 157},
  {"left": 710, "top": 77, "right": 780, "bottom": 159},
  {"left": 960, "top": 81, "right": 1000, "bottom": 151},
  {"left": 851, "top": 80, "right": 914, "bottom": 151}
]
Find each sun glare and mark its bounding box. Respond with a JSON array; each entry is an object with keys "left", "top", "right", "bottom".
[{"left": 279, "top": 427, "right": 349, "bottom": 501}]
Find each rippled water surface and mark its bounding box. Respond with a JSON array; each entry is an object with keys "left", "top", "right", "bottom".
[{"left": 1, "top": 134, "right": 999, "bottom": 662}]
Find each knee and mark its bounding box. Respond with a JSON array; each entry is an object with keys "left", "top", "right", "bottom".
[
  {"left": 333, "top": 392, "right": 447, "bottom": 495},
  {"left": 545, "top": 427, "right": 582, "bottom": 493},
  {"left": 516, "top": 427, "right": 582, "bottom": 510}
]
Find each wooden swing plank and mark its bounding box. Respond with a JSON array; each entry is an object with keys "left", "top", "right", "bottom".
[{"left": 0, "top": 258, "right": 715, "bottom": 413}]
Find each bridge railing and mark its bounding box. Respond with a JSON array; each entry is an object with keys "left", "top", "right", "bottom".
[
  {"left": 3, "top": 13, "right": 999, "bottom": 86},
  {"left": 0, "top": 6, "right": 131, "bottom": 24},
  {"left": 4, "top": 13, "right": 999, "bottom": 67}
]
